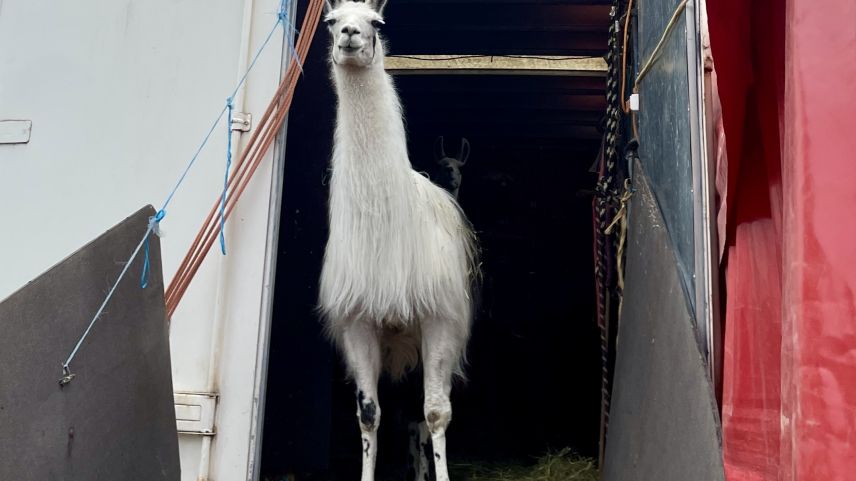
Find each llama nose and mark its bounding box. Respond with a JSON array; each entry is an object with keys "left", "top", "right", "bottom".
[{"left": 341, "top": 24, "right": 360, "bottom": 36}]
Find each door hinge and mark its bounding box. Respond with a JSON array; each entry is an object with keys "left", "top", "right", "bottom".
[
  {"left": 174, "top": 392, "right": 218, "bottom": 436},
  {"left": 231, "top": 112, "right": 252, "bottom": 132}
]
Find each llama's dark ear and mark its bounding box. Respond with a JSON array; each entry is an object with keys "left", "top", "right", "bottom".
[
  {"left": 434, "top": 136, "right": 446, "bottom": 160},
  {"left": 458, "top": 138, "right": 470, "bottom": 165},
  {"left": 324, "top": 0, "right": 334, "bottom": 15}
]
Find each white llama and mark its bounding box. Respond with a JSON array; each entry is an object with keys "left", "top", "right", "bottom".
[{"left": 318, "top": 1, "right": 478, "bottom": 480}]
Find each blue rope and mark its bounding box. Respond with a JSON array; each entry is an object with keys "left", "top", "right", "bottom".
[
  {"left": 278, "top": 0, "right": 303, "bottom": 73},
  {"left": 61, "top": 1, "right": 298, "bottom": 384},
  {"left": 61, "top": 220, "right": 157, "bottom": 385},
  {"left": 227, "top": 0, "right": 294, "bottom": 105},
  {"left": 138, "top": 104, "right": 230, "bottom": 288},
  {"left": 220, "top": 97, "right": 235, "bottom": 255},
  {"left": 140, "top": 0, "right": 297, "bottom": 273}
]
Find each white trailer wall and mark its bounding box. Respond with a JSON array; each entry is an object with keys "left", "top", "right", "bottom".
[{"left": 0, "top": 1, "right": 288, "bottom": 480}]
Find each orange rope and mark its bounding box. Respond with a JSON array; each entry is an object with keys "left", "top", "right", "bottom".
[
  {"left": 620, "top": 0, "right": 634, "bottom": 114},
  {"left": 164, "top": 62, "right": 297, "bottom": 309},
  {"left": 165, "top": 0, "right": 326, "bottom": 318}
]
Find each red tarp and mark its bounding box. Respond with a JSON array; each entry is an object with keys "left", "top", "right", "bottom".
[{"left": 707, "top": 0, "right": 856, "bottom": 479}]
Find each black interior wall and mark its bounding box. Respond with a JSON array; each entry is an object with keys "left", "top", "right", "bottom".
[
  {"left": 261, "top": 2, "right": 606, "bottom": 479},
  {"left": 261, "top": 9, "right": 336, "bottom": 473},
  {"left": 404, "top": 122, "right": 603, "bottom": 463}
]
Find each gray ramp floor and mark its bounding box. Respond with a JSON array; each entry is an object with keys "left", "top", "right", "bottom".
[
  {"left": 0, "top": 206, "right": 179, "bottom": 481},
  {"left": 602, "top": 167, "right": 724, "bottom": 481}
]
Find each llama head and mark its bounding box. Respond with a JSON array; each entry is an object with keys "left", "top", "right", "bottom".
[
  {"left": 434, "top": 136, "right": 470, "bottom": 198},
  {"left": 324, "top": 0, "right": 388, "bottom": 68}
]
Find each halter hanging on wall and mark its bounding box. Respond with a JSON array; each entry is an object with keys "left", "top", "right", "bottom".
[{"left": 592, "top": 0, "right": 634, "bottom": 467}]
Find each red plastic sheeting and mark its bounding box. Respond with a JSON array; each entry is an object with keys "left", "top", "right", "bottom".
[{"left": 707, "top": 0, "right": 856, "bottom": 480}]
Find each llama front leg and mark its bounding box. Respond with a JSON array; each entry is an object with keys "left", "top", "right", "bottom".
[
  {"left": 342, "top": 320, "right": 382, "bottom": 481},
  {"left": 421, "top": 320, "right": 463, "bottom": 481}
]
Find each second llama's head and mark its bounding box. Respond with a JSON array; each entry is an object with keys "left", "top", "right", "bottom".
[{"left": 324, "top": 0, "right": 388, "bottom": 68}]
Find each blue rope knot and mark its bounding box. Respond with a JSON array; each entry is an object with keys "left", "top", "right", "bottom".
[
  {"left": 140, "top": 209, "right": 165, "bottom": 289},
  {"left": 150, "top": 209, "right": 165, "bottom": 234},
  {"left": 277, "top": 0, "right": 303, "bottom": 73},
  {"left": 277, "top": 0, "right": 288, "bottom": 23}
]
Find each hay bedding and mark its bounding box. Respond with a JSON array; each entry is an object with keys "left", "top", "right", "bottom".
[
  {"left": 449, "top": 449, "right": 599, "bottom": 481},
  {"left": 265, "top": 448, "right": 598, "bottom": 481}
]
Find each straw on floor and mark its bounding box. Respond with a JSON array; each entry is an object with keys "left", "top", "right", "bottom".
[{"left": 449, "top": 448, "right": 599, "bottom": 481}]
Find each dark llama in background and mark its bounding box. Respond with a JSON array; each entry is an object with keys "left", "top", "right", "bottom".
[{"left": 432, "top": 136, "right": 471, "bottom": 200}]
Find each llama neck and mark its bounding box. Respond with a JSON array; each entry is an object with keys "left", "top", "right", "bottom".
[{"left": 331, "top": 63, "right": 410, "bottom": 173}]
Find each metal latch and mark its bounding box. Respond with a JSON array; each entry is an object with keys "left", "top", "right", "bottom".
[
  {"left": 174, "top": 392, "right": 218, "bottom": 435},
  {"left": 231, "top": 112, "right": 252, "bottom": 132}
]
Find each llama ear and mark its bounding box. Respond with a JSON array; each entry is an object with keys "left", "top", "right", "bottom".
[
  {"left": 323, "top": 0, "right": 334, "bottom": 15},
  {"left": 371, "top": 0, "right": 389, "bottom": 15},
  {"left": 434, "top": 136, "right": 446, "bottom": 160},
  {"left": 458, "top": 138, "right": 470, "bottom": 165}
]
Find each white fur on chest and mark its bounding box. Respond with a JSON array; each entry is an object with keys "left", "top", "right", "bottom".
[{"left": 319, "top": 67, "right": 474, "bottom": 325}]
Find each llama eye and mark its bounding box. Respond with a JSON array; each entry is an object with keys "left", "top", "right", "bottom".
[
  {"left": 371, "top": 20, "right": 384, "bottom": 29},
  {"left": 325, "top": 18, "right": 337, "bottom": 27}
]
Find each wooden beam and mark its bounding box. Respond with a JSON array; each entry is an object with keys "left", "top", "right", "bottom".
[
  {"left": 393, "top": 0, "right": 611, "bottom": 5},
  {"left": 385, "top": 55, "right": 607, "bottom": 77}
]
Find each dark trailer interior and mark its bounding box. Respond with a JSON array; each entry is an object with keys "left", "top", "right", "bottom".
[{"left": 262, "top": 1, "right": 612, "bottom": 479}]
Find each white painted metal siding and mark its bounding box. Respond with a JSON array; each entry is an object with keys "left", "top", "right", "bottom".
[{"left": 0, "top": 1, "right": 287, "bottom": 480}]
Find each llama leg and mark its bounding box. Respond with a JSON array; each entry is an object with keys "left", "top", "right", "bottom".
[
  {"left": 407, "top": 422, "right": 419, "bottom": 480},
  {"left": 342, "top": 320, "right": 382, "bottom": 481},
  {"left": 414, "top": 420, "right": 435, "bottom": 481},
  {"left": 421, "top": 320, "right": 462, "bottom": 481}
]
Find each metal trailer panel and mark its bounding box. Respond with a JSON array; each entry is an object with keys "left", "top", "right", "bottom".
[
  {"left": 635, "top": 0, "right": 716, "bottom": 368},
  {"left": 0, "top": 206, "right": 180, "bottom": 481},
  {"left": 635, "top": 0, "right": 695, "bottom": 308},
  {"left": 602, "top": 165, "right": 724, "bottom": 481},
  {"left": 0, "top": 2, "right": 289, "bottom": 479}
]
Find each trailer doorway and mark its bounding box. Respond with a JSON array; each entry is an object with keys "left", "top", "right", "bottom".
[{"left": 261, "top": 1, "right": 611, "bottom": 479}]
